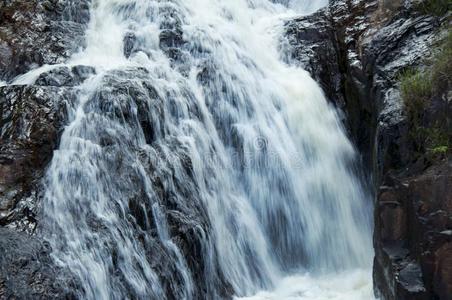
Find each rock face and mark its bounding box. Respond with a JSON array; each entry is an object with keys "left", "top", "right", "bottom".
[
  {"left": 0, "top": 65, "right": 96, "bottom": 234},
  {"left": 0, "top": 1, "right": 231, "bottom": 298},
  {"left": 286, "top": 0, "right": 451, "bottom": 299},
  {"left": 0, "top": 0, "right": 91, "bottom": 297},
  {"left": 0, "top": 85, "right": 76, "bottom": 231},
  {"left": 0, "top": 0, "right": 95, "bottom": 230},
  {"left": 0, "top": 0, "right": 90, "bottom": 81},
  {"left": 0, "top": 228, "right": 79, "bottom": 299},
  {"left": 0, "top": 0, "right": 450, "bottom": 299},
  {"left": 375, "top": 163, "right": 452, "bottom": 300},
  {"left": 286, "top": 0, "right": 445, "bottom": 168}
]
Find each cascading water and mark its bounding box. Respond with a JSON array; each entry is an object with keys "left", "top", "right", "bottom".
[
  {"left": 23, "top": 0, "right": 374, "bottom": 299},
  {"left": 274, "top": 0, "right": 328, "bottom": 14}
]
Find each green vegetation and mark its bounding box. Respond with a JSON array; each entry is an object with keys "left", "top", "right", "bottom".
[
  {"left": 423, "top": 127, "right": 450, "bottom": 159},
  {"left": 399, "top": 29, "right": 451, "bottom": 161},
  {"left": 415, "top": 0, "right": 451, "bottom": 16},
  {"left": 431, "top": 30, "right": 452, "bottom": 91},
  {"left": 431, "top": 145, "right": 448, "bottom": 154},
  {"left": 400, "top": 69, "right": 432, "bottom": 120}
]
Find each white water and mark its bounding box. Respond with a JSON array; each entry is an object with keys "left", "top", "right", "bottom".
[
  {"left": 17, "top": 0, "right": 376, "bottom": 299},
  {"left": 277, "top": 0, "right": 328, "bottom": 14},
  {"left": 238, "top": 269, "right": 374, "bottom": 300}
]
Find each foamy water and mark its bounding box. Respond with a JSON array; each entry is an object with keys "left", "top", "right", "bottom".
[
  {"left": 238, "top": 270, "right": 374, "bottom": 300},
  {"left": 8, "top": 0, "right": 374, "bottom": 299}
]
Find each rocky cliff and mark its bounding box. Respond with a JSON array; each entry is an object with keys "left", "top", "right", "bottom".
[
  {"left": 0, "top": 0, "right": 450, "bottom": 299},
  {"left": 0, "top": 0, "right": 91, "bottom": 297},
  {"left": 286, "top": 0, "right": 451, "bottom": 299},
  {"left": 1, "top": 1, "right": 232, "bottom": 299}
]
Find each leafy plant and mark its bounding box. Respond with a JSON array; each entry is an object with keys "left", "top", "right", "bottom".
[
  {"left": 430, "top": 145, "right": 448, "bottom": 154},
  {"left": 423, "top": 126, "right": 449, "bottom": 150},
  {"left": 398, "top": 28, "right": 451, "bottom": 161},
  {"left": 399, "top": 69, "right": 432, "bottom": 124},
  {"left": 431, "top": 30, "right": 452, "bottom": 92}
]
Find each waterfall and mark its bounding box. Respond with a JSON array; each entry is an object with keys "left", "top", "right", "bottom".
[{"left": 34, "top": 0, "right": 374, "bottom": 299}]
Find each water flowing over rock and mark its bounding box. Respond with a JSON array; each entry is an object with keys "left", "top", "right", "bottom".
[
  {"left": 2, "top": 0, "right": 451, "bottom": 299},
  {"left": 285, "top": 0, "right": 451, "bottom": 299},
  {"left": 0, "top": 0, "right": 378, "bottom": 299}
]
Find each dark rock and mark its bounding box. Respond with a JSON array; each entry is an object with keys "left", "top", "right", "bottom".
[
  {"left": 398, "top": 263, "right": 427, "bottom": 296},
  {"left": 0, "top": 2, "right": 92, "bottom": 298},
  {"left": 159, "top": 29, "right": 185, "bottom": 50},
  {"left": 285, "top": 9, "right": 345, "bottom": 109},
  {"left": 158, "top": 5, "right": 187, "bottom": 67},
  {"left": 35, "top": 67, "right": 74, "bottom": 87},
  {"left": 0, "top": 85, "right": 75, "bottom": 231},
  {"left": 0, "top": 0, "right": 91, "bottom": 82},
  {"left": 0, "top": 227, "right": 79, "bottom": 299},
  {"left": 374, "top": 163, "right": 452, "bottom": 299},
  {"left": 35, "top": 65, "right": 95, "bottom": 87},
  {"left": 285, "top": 0, "right": 451, "bottom": 299},
  {"left": 433, "top": 243, "right": 452, "bottom": 299},
  {"left": 71, "top": 65, "right": 96, "bottom": 82},
  {"left": 123, "top": 32, "right": 137, "bottom": 58}
]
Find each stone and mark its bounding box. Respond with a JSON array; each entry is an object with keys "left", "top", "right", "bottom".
[
  {"left": 286, "top": 1, "right": 451, "bottom": 299},
  {"left": 0, "top": 228, "right": 79, "bottom": 299},
  {"left": 0, "top": 0, "right": 90, "bottom": 82},
  {"left": 0, "top": 85, "right": 75, "bottom": 231},
  {"left": 35, "top": 65, "right": 96, "bottom": 87}
]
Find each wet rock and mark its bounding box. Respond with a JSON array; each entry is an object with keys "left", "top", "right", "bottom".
[
  {"left": 158, "top": 5, "right": 189, "bottom": 70},
  {"left": 35, "top": 65, "right": 96, "bottom": 87},
  {"left": 0, "top": 85, "right": 75, "bottom": 231},
  {"left": 72, "top": 65, "right": 96, "bottom": 80},
  {"left": 0, "top": 2, "right": 91, "bottom": 297},
  {"left": 51, "top": 67, "right": 232, "bottom": 299},
  {"left": 286, "top": 0, "right": 451, "bottom": 299},
  {"left": 374, "top": 163, "right": 452, "bottom": 299},
  {"left": 123, "top": 32, "right": 137, "bottom": 58},
  {"left": 285, "top": 0, "right": 445, "bottom": 170},
  {"left": 0, "top": 227, "right": 79, "bottom": 299},
  {"left": 159, "top": 29, "right": 185, "bottom": 51},
  {"left": 285, "top": 10, "right": 345, "bottom": 109},
  {"left": 0, "top": 0, "right": 91, "bottom": 82},
  {"left": 396, "top": 262, "right": 429, "bottom": 300}
]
